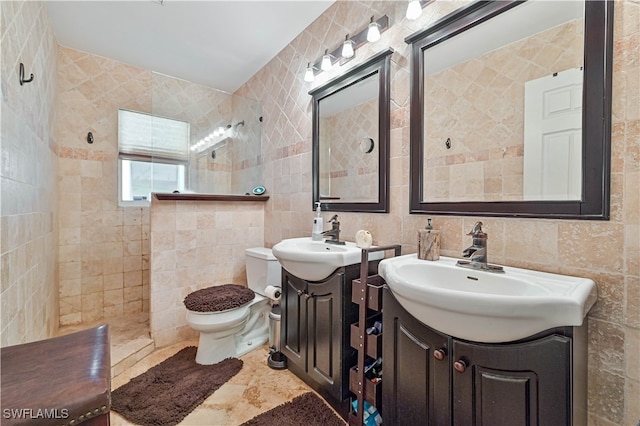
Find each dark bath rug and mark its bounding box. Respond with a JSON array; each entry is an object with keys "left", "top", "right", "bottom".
[
  {"left": 111, "top": 346, "right": 242, "bottom": 426},
  {"left": 240, "top": 392, "right": 346, "bottom": 426}
]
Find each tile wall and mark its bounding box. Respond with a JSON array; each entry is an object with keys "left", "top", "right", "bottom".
[
  {"left": 55, "top": 48, "right": 260, "bottom": 326},
  {"left": 56, "top": 46, "right": 152, "bottom": 325},
  {"left": 0, "top": 1, "right": 59, "bottom": 345},
  {"left": 149, "top": 198, "right": 265, "bottom": 347},
  {"left": 235, "top": 1, "right": 639, "bottom": 424}
]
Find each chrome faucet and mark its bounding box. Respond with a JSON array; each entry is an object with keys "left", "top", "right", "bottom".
[
  {"left": 322, "top": 215, "right": 345, "bottom": 245},
  {"left": 457, "top": 221, "right": 504, "bottom": 273}
]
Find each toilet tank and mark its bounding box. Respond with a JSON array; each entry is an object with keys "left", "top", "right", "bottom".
[{"left": 245, "top": 247, "right": 282, "bottom": 295}]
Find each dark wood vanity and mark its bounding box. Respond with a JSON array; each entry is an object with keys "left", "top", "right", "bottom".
[
  {"left": 280, "top": 261, "right": 380, "bottom": 418},
  {"left": 382, "top": 287, "right": 587, "bottom": 426}
]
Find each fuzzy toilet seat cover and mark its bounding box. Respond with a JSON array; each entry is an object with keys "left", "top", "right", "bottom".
[{"left": 184, "top": 284, "right": 255, "bottom": 312}]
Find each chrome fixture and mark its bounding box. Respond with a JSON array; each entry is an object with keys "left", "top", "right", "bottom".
[
  {"left": 456, "top": 221, "right": 504, "bottom": 272},
  {"left": 303, "top": 15, "right": 389, "bottom": 83},
  {"left": 322, "top": 215, "right": 345, "bottom": 245}
]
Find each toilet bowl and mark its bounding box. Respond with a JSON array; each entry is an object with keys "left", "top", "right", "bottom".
[{"left": 185, "top": 247, "right": 281, "bottom": 365}]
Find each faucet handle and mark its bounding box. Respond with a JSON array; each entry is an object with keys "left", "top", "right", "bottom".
[
  {"left": 328, "top": 214, "right": 339, "bottom": 223},
  {"left": 466, "top": 221, "right": 485, "bottom": 237}
]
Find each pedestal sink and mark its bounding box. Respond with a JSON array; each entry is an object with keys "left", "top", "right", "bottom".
[
  {"left": 379, "top": 254, "right": 597, "bottom": 343},
  {"left": 272, "top": 237, "right": 384, "bottom": 282}
]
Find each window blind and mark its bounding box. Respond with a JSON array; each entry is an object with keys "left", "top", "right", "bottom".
[{"left": 118, "top": 109, "right": 190, "bottom": 161}]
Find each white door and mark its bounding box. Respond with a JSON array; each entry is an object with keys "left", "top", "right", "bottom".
[{"left": 523, "top": 68, "right": 583, "bottom": 200}]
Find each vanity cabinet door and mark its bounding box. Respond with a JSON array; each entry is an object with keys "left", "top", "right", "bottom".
[
  {"left": 382, "top": 289, "right": 452, "bottom": 426},
  {"left": 280, "top": 270, "right": 308, "bottom": 371},
  {"left": 306, "top": 271, "right": 347, "bottom": 399},
  {"left": 280, "top": 267, "right": 359, "bottom": 405},
  {"left": 452, "top": 335, "right": 571, "bottom": 426}
]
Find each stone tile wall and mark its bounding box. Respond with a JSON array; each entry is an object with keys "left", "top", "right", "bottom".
[
  {"left": 56, "top": 47, "right": 152, "bottom": 325},
  {"left": 235, "top": 1, "right": 639, "bottom": 424},
  {"left": 56, "top": 47, "right": 261, "bottom": 325},
  {"left": 149, "top": 198, "right": 265, "bottom": 347},
  {"left": 0, "top": 1, "right": 59, "bottom": 345}
]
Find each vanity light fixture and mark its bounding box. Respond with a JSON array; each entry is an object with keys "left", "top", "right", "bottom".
[
  {"left": 321, "top": 49, "right": 333, "bottom": 71},
  {"left": 342, "top": 35, "right": 355, "bottom": 59},
  {"left": 366, "top": 16, "right": 381, "bottom": 42},
  {"left": 303, "top": 15, "right": 389, "bottom": 83}
]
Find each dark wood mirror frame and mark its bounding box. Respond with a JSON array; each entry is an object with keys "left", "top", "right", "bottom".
[
  {"left": 406, "top": 0, "right": 613, "bottom": 219},
  {"left": 310, "top": 49, "right": 393, "bottom": 213}
]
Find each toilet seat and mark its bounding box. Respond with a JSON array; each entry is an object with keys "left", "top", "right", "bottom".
[{"left": 184, "top": 283, "right": 255, "bottom": 313}]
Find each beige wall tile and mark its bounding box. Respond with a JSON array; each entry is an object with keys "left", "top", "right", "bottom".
[
  {"left": 0, "top": 2, "right": 58, "bottom": 346},
  {"left": 149, "top": 199, "right": 265, "bottom": 346}
]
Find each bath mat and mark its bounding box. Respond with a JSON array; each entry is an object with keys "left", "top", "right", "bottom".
[
  {"left": 240, "top": 392, "right": 346, "bottom": 426},
  {"left": 111, "top": 346, "right": 242, "bottom": 425}
]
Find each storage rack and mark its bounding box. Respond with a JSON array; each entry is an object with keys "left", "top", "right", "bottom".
[{"left": 349, "top": 244, "right": 401, "bottom": 426}]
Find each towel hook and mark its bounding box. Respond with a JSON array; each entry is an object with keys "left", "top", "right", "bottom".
[{"left": 19, "top": 63, "right": 34, "bottom": 86}]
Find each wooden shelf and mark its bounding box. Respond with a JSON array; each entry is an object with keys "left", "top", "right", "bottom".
[
  {"left": 153, "top": 193, "right": 269, "bottom": 202},
  {"left": 351, "top": 274, "right": 385, "bottom": 311},
  {"left": 349, "top": 366, "right": 382, "bottom": 408},
  {"left": 350, "top": 323, "right": 382, "bottom": 359}
]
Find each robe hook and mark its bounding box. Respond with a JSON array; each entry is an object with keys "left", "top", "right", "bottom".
[{"left": 19, "top": 63, "right": 34, "bottom": 86}]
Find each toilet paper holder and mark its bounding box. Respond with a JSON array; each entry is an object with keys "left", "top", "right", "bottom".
[{"left": 264, "top": 285, "right": 281, "bottom": 300}]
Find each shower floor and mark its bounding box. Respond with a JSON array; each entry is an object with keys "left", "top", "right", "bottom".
[{"left": 57, "top": 312, "right": 154, "bottom": 378}]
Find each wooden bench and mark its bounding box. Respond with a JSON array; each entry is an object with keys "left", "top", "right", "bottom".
[{"left": 1, "top": 325, "right": 111, "bottom": 425}]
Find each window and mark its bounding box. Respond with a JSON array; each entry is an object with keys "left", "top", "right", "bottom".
[{"left": 118, "top": 109, "right": 190, "bottom": 206}]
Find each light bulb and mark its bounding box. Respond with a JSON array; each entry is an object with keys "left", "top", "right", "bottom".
[
  {"left": 367, "top": 17, "right": 381, "bottom": 42},
  {"left": 406, "top": 0, "right": 422, "bottom": 20},
  {"left": 217, "top": 126, "right": 225, "bottom": 134},
  {"left": 342, "top": 35, "right": 354, "bottom": 59},
  {"left": 321, "top": 49, "right": 332, "bottom": 71},
  {"left": 304, "top": 63, "right": 315, "bottom": 82}
]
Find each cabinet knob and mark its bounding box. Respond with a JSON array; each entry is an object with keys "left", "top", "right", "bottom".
[
  {"left": 297, "top": 289, "right": 305, "bottom": 297},
  {"left": 433, "top": 349, "right": 446, "bottom": 361},
  {"left": 454, "top": 360, "right": 467, "bottom": 373}
]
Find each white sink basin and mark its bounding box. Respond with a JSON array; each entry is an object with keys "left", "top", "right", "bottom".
[
  {"left": 272, "top": 237, "right": 384, "bottom": 281},
  {"left": 379, "top": 254, "right": 597, "bottom": 343}
]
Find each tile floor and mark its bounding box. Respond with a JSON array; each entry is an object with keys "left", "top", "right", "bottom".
[{"left": 58, "top": 314, "right": 344, "bottom": 425}]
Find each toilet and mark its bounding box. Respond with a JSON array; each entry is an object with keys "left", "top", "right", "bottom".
[{"left": 185, "top": 247, "right": 282, "bottom": 365}]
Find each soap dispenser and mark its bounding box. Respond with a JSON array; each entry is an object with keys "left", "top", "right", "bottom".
[
  {"left": 418, "top": 218, "right": 440, "bottom": 261},
  {"left": 312, "top": 202, "right": 323, "bottom": 241}
]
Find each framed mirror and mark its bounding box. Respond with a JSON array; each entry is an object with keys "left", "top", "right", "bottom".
[
  {"left": 311, "top": 49, "right": 393, "bottom": 213},
  {"left": 406, "top": 0, "right": 613, "bottom": 219}
]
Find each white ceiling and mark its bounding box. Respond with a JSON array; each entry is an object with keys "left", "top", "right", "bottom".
[{"left": 46, "top": 0, "right": 335, "bottom": 93}]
